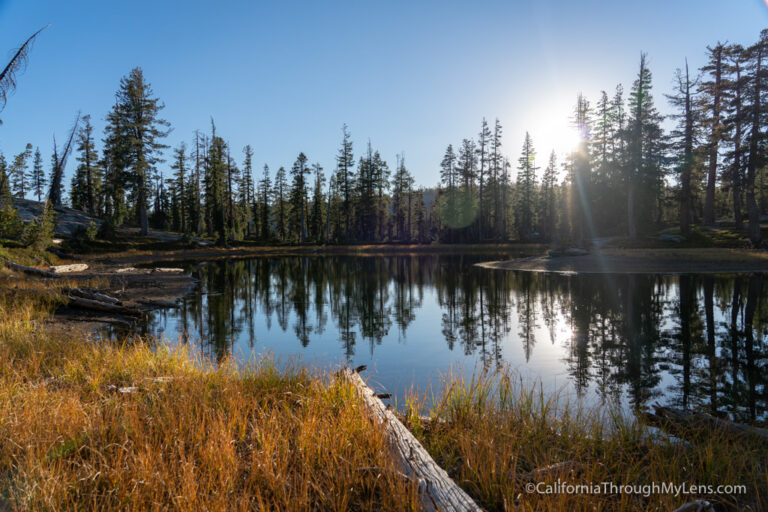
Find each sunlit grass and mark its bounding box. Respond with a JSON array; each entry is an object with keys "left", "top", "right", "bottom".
[
  {"left": 404, "top": 369, "right": 767, "bottom": 511},
  {"left": 0, "top": 278, "right": 419, "bottom": 511}
]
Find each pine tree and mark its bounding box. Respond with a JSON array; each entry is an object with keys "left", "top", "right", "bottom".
[
  {"left": 170, "top": 142, "right": 188, "bottom": 233},
  {"left": 372, "top": 150, "right": 389, "bottom": 240},
  {"left": 225, "top": 146, "right": 239, "bottom": 241},
  {"left": 699, "top": 43, "right": 726, "bottom": 226},
  {"left": 30, "top": 147, "right": 45, "bottom": 202},
  {"left": 192, "top": 130, "right": 204, "bottom": 234},
  {"left": 0, "top": 154, "right": 9, "bottom": 197},
  {"left": 626, "top": 53, "right": 665, "bottom": 238},
  {"left": 20, "top": 199, "right": 55, "bottom": 250},
  {"left": 289, "top": 153, "right": 310, "bottom": 243},
  {"left": 744, "top": 30, "right": 767, "bottom": 246},
  {"left": 112, "top": 68, "right": 169, "bottom": 235},
  {"left": 413, "top": 188, "right": 426, "bottom": 243},
  {"left": 569, "top": 94, "right": 592, "bottom": 246},
  {"left": 10, "top": 143, "right": 32, "bottom": 198},
  {"left": 476, "top": 118, "right": 491, "bottom": 238},
  {"left": 207, "top": 133, "right": 229, "bottom": 245},
  {"left": 354, "top": 143, "right": 387, "bottom": 241},
  {"left": 491, "top": 119, "right": 504, "bottom": 238},
  {"left": 102, "top": 104, "right": 127, "bottom": 223},
  {"left": 73, "top": 115, "right": 101, "bottom": 215},
  {"left": 273, "top": 166, "right": 287, "bottom": 241},
  {"left": 723, "top": 44, "right": 747, "bottom": 230},
  {"left": 309, "top": 162, "right": 325, "bottom": 243},
  {"left": 438, "top": 144, "right": 458, "bottom": 240},
  {"left": 667, "top": 60, "right": 700, "bottom": 235},
  {"left": 334, "top": 124, "right": 355, "bottom": 241},
  {"left": 259, "top": 164, "right": 272, "bottom": 240},
  {"left": 515, "top": 132, "right": 538, "bottom": 240},
  {"left": 392, "top": 154, "right": 413, "bottom": 241},
  {"left": 241, "top": 145, "right": 255, "bottom": 237},
  {"left": 456, "top": 138, "right": 477, "bottom": 241},
  {"left": 539, "top": 150, "right": 558, "bottom": 241}
]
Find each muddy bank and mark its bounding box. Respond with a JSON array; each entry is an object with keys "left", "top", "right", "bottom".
[
  {"left": 478, "top": 248, "right": 768, "bottom": 274},
  {"left": 82, "top": 242, "right": 542, "bottom": 266},
  {"left": 42, "top": 265, "right": 197, "bottom": 334}
]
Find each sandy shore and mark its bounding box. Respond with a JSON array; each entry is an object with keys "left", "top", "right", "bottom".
[{"left": 478, "top": 248, "right": 768, "bottom": 274}]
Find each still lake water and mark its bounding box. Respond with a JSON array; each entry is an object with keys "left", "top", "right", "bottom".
[{"left": 140, "top": 255, "right": 767, "bottom": 422}]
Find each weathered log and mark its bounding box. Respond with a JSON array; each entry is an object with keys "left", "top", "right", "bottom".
[
  {"left": 2, "top": 259, "right": 60, "bottom": 278},
  {"left": 342, "top": 367, "right": 482, "bottom": 512},
  {"left": 152, "top": 267, "right": 184, "bottom": 273},
  {"left": 66, "top": 295, "right": 142, "bottom": 317},
  {"left": 49, "top": 263, "right": 89, "bottom": 273},
  {"left": 648, "top": 405, "right": 768, "bottom": 443},
  {"left": 64, "top": 287, "right": 122, "bottom": 305}
]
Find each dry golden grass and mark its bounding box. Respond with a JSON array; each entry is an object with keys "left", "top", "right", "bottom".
[
  {"left": 0, "top": 280, "right": 419, "bottom": 511},
  {"left": 404, "top": 370, "right": 767, "bottom": 511}
]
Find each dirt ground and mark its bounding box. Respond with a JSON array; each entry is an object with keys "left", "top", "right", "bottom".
[
  {"left": 478, "top": 247, "right": 768, "bottom": 274},
  {"left": 40, "top": 264, "right": 197, "bottom": 334}
]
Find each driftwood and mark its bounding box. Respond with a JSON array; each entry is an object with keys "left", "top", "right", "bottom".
[
  {"left": 2, "top": 259, "right": 60, "bottom": 278},
  {"left": 64, "top": 287, "right": 122, "bottom": 305},
  {"left": 66, "top": 295, "right": 142, "bottom": 317},
  {"left": 50, "top": 263, "right": 88, "bottom": 274},
  {"left": 342, "top": 367, "right": 482, "bottom": 512},
  {"left": 646, "top": 405, "right": 768, "bottom": 443}
]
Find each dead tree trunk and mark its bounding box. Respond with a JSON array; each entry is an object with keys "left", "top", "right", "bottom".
[{"left": 342, "top": 367, "right": 482, "bottom": 512}]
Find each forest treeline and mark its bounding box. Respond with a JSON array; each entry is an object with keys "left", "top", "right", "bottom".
[{"left": 2, "top": 30, "right": 768, "bottom": 247}]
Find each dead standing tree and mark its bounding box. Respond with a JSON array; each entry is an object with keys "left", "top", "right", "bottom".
[
  {"left": 0, "top": 25, "right": 49, "bottom": 112},
  {"left": 48, "top": 112, "right": 81, "bottom": 207},
  {"left": 0, "top": 25, "right": 49, "bottom": 196}
]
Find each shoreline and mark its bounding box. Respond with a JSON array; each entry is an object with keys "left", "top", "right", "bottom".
[
  {"left": 79, "top": 242, "right": 543, "bottom": 266},
  {"left": 477, "top": 247, "right": 768, "bottom": 275}
]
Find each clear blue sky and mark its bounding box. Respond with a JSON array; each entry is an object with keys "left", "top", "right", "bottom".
[{"left": 0, "top": 0, "right": 766, "bottom": 189}]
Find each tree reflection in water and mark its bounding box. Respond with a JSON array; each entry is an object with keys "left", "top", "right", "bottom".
[{"left": 143, "top": 255, "right": 767, "bottom": 421}]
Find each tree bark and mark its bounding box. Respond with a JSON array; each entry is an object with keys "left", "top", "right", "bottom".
[
  {"left": 746, "top": 45, "right": 763, "bottom": 246},
  {"left": 342, "top": 368, "right": 482, "bottom": 512},
  {"left": 703, "top": 50, "right": 723, "bottom": 226}
]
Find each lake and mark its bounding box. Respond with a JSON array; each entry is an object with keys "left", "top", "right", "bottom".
[{"left": 139, "top": 254, "right": 767, "bottom": 422}]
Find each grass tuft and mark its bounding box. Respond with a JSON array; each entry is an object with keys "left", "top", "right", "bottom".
[{"left": 404, "top": 368, "right": 767, "bottom": 511}]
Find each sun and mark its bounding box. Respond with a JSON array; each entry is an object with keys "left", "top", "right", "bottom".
[
  {"left": 526, "top": 101, "right": 584, "bottom": 161},
  {"left": 535, "top": 119, "right": 582, "bottom": 159}
]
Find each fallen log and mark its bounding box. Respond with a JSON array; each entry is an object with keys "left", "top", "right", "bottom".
[
  {"left": 2, "top": 259, "right": 60, "bottom": 278},
  {"left": 646, "top": 405, "right": 768, "bottom": 443},
  {"left": 64, "top": 287, "right": 122, "bottom": 305},
  {"left": 50, "top": 263, "right": 89, "bottom": 274},
  {"left": 152, "top": 267, "right": 184, "bottom": 273},
  {"left": 66, "top": 295, "right": 143, "bottom": 317},
  {"left": 342, "top": 367, "right": 482, "bottom": 512}
]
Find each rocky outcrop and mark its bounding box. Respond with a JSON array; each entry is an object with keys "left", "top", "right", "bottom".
[{"left": 12, "top": 198, "right": 102, "bottom": 238}]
